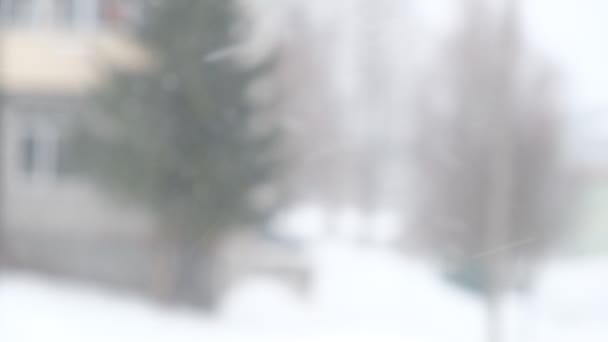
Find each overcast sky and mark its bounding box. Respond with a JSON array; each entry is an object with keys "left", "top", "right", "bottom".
[
  {"left": 525, "top": 0, "right": 608, "bottom": 111},
  {"left": 411, "top": 0, "right": 608, "bottom": 111},
  {"left": 256, "top": 0, "right": 607, "bottom": 113}
]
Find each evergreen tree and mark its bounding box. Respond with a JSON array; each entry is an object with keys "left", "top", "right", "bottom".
[{"left": 72, "top": 0, "right": 279, "bottom": 307}]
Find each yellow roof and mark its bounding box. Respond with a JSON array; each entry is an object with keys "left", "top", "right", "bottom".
[{"left": 0, "top": 28, "right": 150, "bottom": 95}]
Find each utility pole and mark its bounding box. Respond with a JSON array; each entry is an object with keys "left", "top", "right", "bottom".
[{"left": 0, "top": 2, "right": 6, "bottom": 270}]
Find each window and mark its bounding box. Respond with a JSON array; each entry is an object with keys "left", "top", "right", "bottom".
[
  {"left": 0, "top": 0, "right": 101, "bottom": 29},
  {"left": 55, "top": 0, "right": 76, "bottom": 26},
  {"left": 19, "top": 128, "right": 37, "bottom": 178},
  {"left": 99, "top": 0, "right": 123, "bottom": 26},
  {"left": 1, "top": 0, "right": 34, "bottom": 25},
  {"left": 18, "top": 121, "right": 65, "bottom": 182},
  {"left": 55, "top": 136, "right": 72, "bottom": 180},
  {"left": 97, "top": 0, "right": 141, "bottom": 28}
]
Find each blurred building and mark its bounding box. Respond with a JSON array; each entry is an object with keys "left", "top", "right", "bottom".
[
  {"left": 0, "top": 0, "right": 308, "bottom": 298},
  {"left": 0, "top": 0, "right": 152, "bottom": 278},
  {"left": 0, "top": 0, "right": 162, "bottom": 292}
]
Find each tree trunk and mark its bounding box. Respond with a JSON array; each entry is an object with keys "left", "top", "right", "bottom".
[
  {"left": 485, "top": 291, "right": 503, "bottom": 342},
  {"left": 0, "top": 28, "right": 5, "bottom": 270},
  {"left": 171, "top": 237, "right": 218, "bottom": 309},
  {"left": 520, "top": 286, "right": 538, "bottom": 342}
]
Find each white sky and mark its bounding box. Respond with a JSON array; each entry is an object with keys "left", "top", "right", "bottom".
[
  {"left": 255, "top": 0, "right": 608, "bottom": 147},
  {"left": 259, "top": 0, "right": 608, "bottom": 110},
  {"left": 413, "top": 0, "right": 608, "bottom": 111},
  {"left": 525, "top": 0, "right": 608, "bottom": 110}
]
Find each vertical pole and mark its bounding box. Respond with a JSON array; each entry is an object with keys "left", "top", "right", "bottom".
[{"left": 0, "top": 2, "right": 6, "bottom": 270}]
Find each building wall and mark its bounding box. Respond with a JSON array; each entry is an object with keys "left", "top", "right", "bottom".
[
  {"left": 3, "top": 107, "right": 154, "bottom": 238},
  {"left": 0, "top": 1, "right": 309, "bottom": 301},
  {"left": 0, "top": 0, "right": 161, "bottom": 291}
]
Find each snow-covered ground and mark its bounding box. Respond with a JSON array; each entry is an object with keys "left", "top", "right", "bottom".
[{"left": 1, "top": 239, "right": 607, "bottom": 342}]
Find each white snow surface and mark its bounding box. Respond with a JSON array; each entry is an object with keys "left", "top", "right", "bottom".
[{"left": 1, "top": 239, "right": 607, "bottom": 342}]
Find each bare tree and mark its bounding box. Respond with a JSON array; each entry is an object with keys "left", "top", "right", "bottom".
[
  {"left": 270, "top": 7, "right": 348, "bottom": 221},
  {"left": 411, "top": 1, "right": 578, "bottom": 341},
  {"left": 355, "top": 0, "right": 394, "bottom": 237}
]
